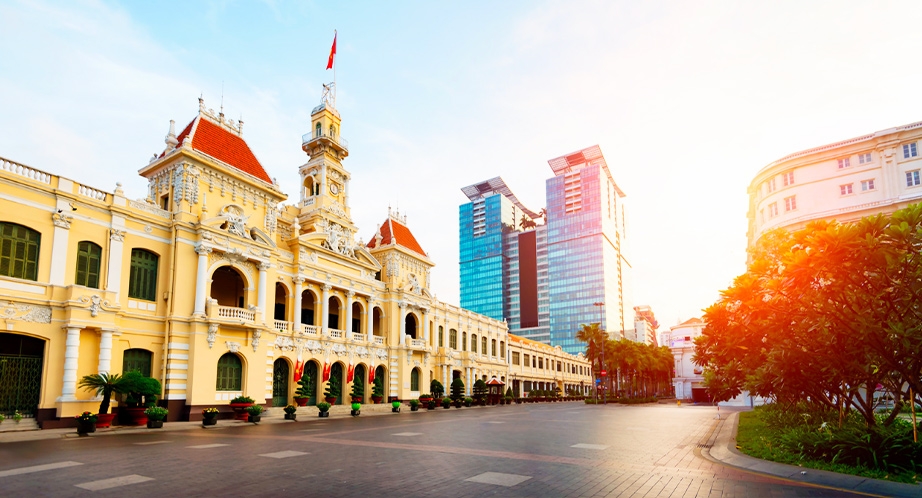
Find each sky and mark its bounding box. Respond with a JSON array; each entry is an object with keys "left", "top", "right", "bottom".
[{"left": 4, "top": 0, "right": 922, "bottom": 331}]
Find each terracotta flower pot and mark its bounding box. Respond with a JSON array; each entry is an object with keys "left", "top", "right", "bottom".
[
  {"left": 230, "top": 403, "right": 253, "bottom": 421},
  {"left": 96, "top": 412, "right": 116, "bottom": 428}
]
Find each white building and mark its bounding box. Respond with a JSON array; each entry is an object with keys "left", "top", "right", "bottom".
[{"left": 632, "top": 305, "right": 658, "bottom": 345}]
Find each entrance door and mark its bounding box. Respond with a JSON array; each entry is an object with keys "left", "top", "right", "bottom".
[
  {"left": 0, "top": 333, "right": 45, "bottom": 416},
  {"left": 272, "top": 359, "right": 289, "bottom": 406}
]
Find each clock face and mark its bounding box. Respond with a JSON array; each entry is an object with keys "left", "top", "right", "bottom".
[{"left": 329, "top": 183, "right": 339, "bottom": 195}]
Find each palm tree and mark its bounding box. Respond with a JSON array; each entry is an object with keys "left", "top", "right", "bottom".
[
  {"left": 576, "top": 323, "right": 606, "bottom": 394},
  {"left": 78, "top": 372, "right": 123, "bottom": 414}
]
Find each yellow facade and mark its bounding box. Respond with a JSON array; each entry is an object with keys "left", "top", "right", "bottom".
[{"left": 0, "top": 94, "right": 589, "bottom": 428}]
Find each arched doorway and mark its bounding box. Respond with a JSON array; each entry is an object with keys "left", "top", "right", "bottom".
[
  {"left": 374, "top": 365, "right": 386, "bottom": 401},
  {"left": 405, "top": 313, "right": 418, "bottom": 339},
  {"left": 0, "top": 333, "right": 44, "bottom": 416},
  {"left": 352, "top": 364, "right": 366, "bottom": 402},
  {"left": 211, "top": 266, "right": 245, "bottom": 308},
  {"left": 272, "top": 358, "right": 289, "bottom": 406},
  {"left": 329, "top": 363, "right": 344, "bottom": 405},
  {"left": 304, "top": 361, "right": 319, "bottom": 405}
]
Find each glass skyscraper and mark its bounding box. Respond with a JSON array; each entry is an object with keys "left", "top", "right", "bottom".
[{"left": 459, "top": 146, "right": 632, "bottom": 355}]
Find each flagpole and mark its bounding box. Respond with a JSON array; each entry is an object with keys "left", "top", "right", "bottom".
[{"left": 333, "top": 29, "right": 337, "bottom": 108}]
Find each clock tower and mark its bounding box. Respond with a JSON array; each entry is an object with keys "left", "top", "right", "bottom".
[{"left": 296, "top": 90, "right": 358, "bottom": 251}]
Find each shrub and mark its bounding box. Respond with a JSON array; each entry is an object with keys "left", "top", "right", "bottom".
[
  {"left": 409, "top": 399, "right": 420, "bottom": 408},
  {"left": 246, "top": 405, "right": 263, "bottom": 416},
  {"left": 316, "top": 401, "right": 331, "bottom": 412},
  {"left": 373, "top": 376, "right": 385, "bottom": 398},
  {"left": 143, "top": 406, "right": 169, "bottom": 421},
  {"left": 351, "top": 402, "right": 361, "bottom": 411},
  {"left": 294, "top": 373, "right": 312, "bottom": 399},
  {"left": 392, "top": 400, "right": 401, "bottom": 408},
  {"left": 441, "top": 397, "right": 452, "bottom": 408},
  {"left": 430, "top": 379, "right": 445, "bottom": 399},
  {"left": 283, "top": 405, "right": 297, "bottom": 414},
  {"left": 230, "top": 396, "right": 255, "bottom": 404},
  {"left": 450, "top": 378, "right": 465, "bottom": 401},
  {"left": 350, "top": 374, "right": 364, "bottom": 401},
  {"left": 324, "top": 376, "right": 341, "bottom": 400}
]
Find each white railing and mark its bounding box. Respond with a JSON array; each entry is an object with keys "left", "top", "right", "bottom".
[
  {"left": 217, "top": 306, "right": 255, "bottom": 322},
  {"left": 77, "top": 183, "right": 107, "bottom": 201},
  {"left": 328, "top": 328, "right": 344, "bottom": 339},
  {"left": 410, "top": 338, "right": 426, "bottom": 348},
  {"left": 301, "top": 131, "right": 349, "bottom": 151},
  {"left": 349, "top": 332, "right": 365, "bottom": 342},
  {"left": 300, "top": 324, "right": 319, "bottom": 335},
  {"left": 274, "top": 320, "right": 291, "bottom": 332},
  {"left": 373, "top": 336, "right": 385, "bottom": 345},
  {"left": 0, "top": 156, "right": 52, "bottom": 184},
  {"left": 128, "top": 199, "right": 171, "bottom": 219}
]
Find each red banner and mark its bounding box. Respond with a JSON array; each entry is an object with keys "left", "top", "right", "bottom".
[
  {"left": 347, "top": 363, "right": 355, "bottom": 383},
  {"left": 293, "top": 360, "right": 304, "bottom": 382},
  {"left": 368, "top": 366, "right": 375, "bottom": 385},
  {"left": 322, "top": 362, "right": 331, "bottom": 382}
]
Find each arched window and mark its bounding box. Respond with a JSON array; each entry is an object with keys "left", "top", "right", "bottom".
[
  {"left": 76, "top": 241, "right": 102, "bottom": 288},
  {"left": 471, "top": 334, "right": 477, "bottom": 353},
  {"left": 216, "top": 353, "right": 242, "bottom": 391},
  {"left": 410, "top": 368, "right": 420, "bottom": 391},
  {"left": 0, "top": 222, "right": 40, "bottom": 281},
  {"left": 482, "top": 337, "right": 487, "bottom": 355},
  {"left": 329, "top": 125, "right": 336, "bottom": 139},
  {"left": 122, "top": 349, "right": 152, "bottom": 377},
  {"left": 449, "top": 329, "right": 457, "bottom": 349},
  {"left": 128, "top": 248, "right": 158, "bottom": 301},
  {"left": 315, "top": 122, "right": 322, "bottom": 138},
  {"left": 462, "top": 332, "right": 467, "bottom": 351},
  {"left": 492, "top": 339, "right": 497, "bottom": 357},
  {"left": 438, "top": 326, "right": 443, "bottom": 347}
]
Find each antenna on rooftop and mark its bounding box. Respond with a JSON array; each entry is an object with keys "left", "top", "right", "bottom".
[{"left": 219, "top": 81, "right": 225, "bottom": 118}]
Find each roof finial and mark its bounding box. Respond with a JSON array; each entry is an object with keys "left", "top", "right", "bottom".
[
  {"left": 198, "top": 94, "right": 205, "bottom": 112},
  {"left": 165, "top": 119, "right": 178, "bottom": 149},
  {"left": 238, "top": 113, "right": 244, "bottom": 136},
  {"left": 219, "top": 81, "right": 224, "bottom": 119}
]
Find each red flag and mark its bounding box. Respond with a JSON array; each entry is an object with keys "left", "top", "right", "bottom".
[
  {"left": 322, "top": 362, "right": 331, "bottom": 382},
  {"left": 368, "top": 367, "right": 375, "bottom": 385},
  {"left": 326, "top": 32, "right": 337, "bottom": 70},
  {"left": 347, "top": 363, "right": 355, "bottom": 383},
  {"left": 293, "top": 360, "right": 304, "bottom": 382}
]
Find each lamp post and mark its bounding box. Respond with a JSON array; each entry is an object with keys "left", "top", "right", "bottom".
[{"left": 593, "top": 301, "right": 605, "bottom": 404}]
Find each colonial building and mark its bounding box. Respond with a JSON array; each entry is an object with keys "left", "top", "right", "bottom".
[
  {"left": 748, "top": 119, "right": 922, "bottom": 249},
  {"left": 506, "top": 335, "right": 592, "bottom": 398},
  {"left": 0, "top": 93, "right": 547, "bottom": 428}
]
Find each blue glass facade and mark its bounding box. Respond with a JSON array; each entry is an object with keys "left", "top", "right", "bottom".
[{"left": 459, "top": 194, "right": 509, "bottom": 321}]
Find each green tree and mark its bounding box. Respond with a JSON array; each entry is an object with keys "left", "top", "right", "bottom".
[
  {"left": 450, "top": 377, "right": 465, "bottom": 401},
  {"left": 430, "top": 379, "right": 444, "bottom": 398},
  {"left": 294, "top": 373, "right": 312, "bottom": 399},
  {"left": 78, "top": 372, "right": 123, "bottom": 414}
]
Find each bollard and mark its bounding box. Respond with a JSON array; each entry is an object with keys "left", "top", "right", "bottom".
[{"left": 677, "top": 400, "right": 681, "bottom": 407}]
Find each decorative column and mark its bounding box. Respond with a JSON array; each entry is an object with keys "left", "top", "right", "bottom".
[
  {"left": 467, "top": 368, "right": 473, "bottom": 396},
  {"left": 59, "top": 326, "right": 81, "bottom": 401},
  {"left": 366, "top": 297, "right": 374, "bottom": 342},
  {"left": 293, "top": 277, "right": 304, "bottom": 328},
  {"left": 398, "top": 301, "right": 407, "bottom": 346},
  {"left": 320, "top": 284, "right": 331, "bottom": 334},
  {"left": 257, "top": 262, "right": 270, "bottom": 325},
  {"left": 49, "top": 211, "right": 72, "bottom": 286},
  {"left": 344, "top": 290, "right": 354, "bottom": 336},
  {"left": 193, "top": 245, "right": 212, "bottom": 316},
  {"left": 97, "top": 329, "right": 114, "bottom": 374},
  {"left": 106, "top": 228, "right": 126, "bottom": 298},
  {"left": 422, "top": 308, "right": 430, "bottom": 343}
]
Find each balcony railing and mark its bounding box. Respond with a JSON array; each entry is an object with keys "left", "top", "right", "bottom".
[
  {"left": 301, "top": 131, "right": 349, "bottom": 152},
  {"left": 217, "top": 306, "right": 255, "bottom": 322},
  {"left": 300, "top": 324, "right": 319, "bottom": 336},
  {"left": 410, "top": 338, "right": 426, "bottom": 348},
  {"left": 274, "top": 320, "right": 291, "bottom": 332},
  {"left": 349, "top": 332, "right": 365, "bottom": 342},
  {"left": 373, "top": 336, "right": 385, "bottom": 345},
  {"left": 328, "top": 328, "right": 344, "bottom": 339}
]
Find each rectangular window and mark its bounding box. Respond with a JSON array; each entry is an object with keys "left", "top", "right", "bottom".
[
  {"left": 782, "top": 171, "right": 794, "bottom": 186},
  {"left": 524, "top": 354, "right": 530, "bottom": 367},
  {"left": 512, "top": 352, "right": 520, "bottom": 365},
  {"left": 482, "top": 337, "right": 487, "bottom": 355},
  {"left": 904, "top": 143, "right": 918, "bottom": 159},
  {"left": 449, "top": 329, "right": 458, "bottom": 349},
  {"left": 532, "top": 356, "right": 536, "bottom": 368},
  {"left": 838, "top": 158, "right": 851, "bottom": 169},
  {"left": 784, "top": 196, "right": 796, "bottom": 212},
  {"left": 491, "top": 339, "right": 497, "bottom": 356},
  {"left": 765, "top": 178, "right": 776, "bottom": 193},
  {"left": 768, "top": 202, "right": 778, "bottom": 217},
  {"left": 538, "top": 358, "right": 543, "bottom": 369},
  {"left": 907, "top": 170, "right": 921, "bottom": 187},
  {"left": 840, "top": 184, "right": 853, "bottom": 195},
  {"left": 858, "top": 152, "right": 872, "bottom": 164},
  {"left": 860, "top": 179, "right": 875, "bottom": 191},
  {"left": 128, "top": 249, "right": 159, "bottom": 301}
]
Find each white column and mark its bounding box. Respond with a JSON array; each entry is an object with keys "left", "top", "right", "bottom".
[
  {"left": 59, "top": 326, "right": 81, "bottom": 401},
  {"left": 467, "top": 368, "right": 473, "bottom": 396},
  {"left": 344, "top": 178, "right": 350, "bottom": 209},
  {"left": 293, "top": 277, "right": 304, "bottom": 327},
  {"left": 422, "top": 309, "right": 430, "bottom": 343},
  {"left": 193, "top": 245, "right": 211, "bottom": 316},
  {"left": 106, "top": 223, "right": 126, "bottom": 298},
  {"left": 49, "top": 211, "right": 72, "bottom": 286},
  {"left": 257, "top": 262, "right": 270, "bottom": 324},
  {"left": 398, "top": 302, "right": 407, "bottom": 346},
  {"left": 344, "top": 290, "right": 354, "bottom": 335},
  {"left": 320, "top": 284, "right": 331, "bottom": 334},
  {"left": 97, "top": 329, "right": 114, "bottom": 374},
  {"left": 366, "top": 298, "right": 374, "bottom": 342}
]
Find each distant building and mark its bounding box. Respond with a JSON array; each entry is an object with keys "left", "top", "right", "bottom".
[
  {"left": 667, "top": 318, "right": 706, "bottom": 402},
  {"left": 748, "top": 119, "right": 922, "bottom": 249},
  {"left": 459, "top": 145, "right": 633, "bottom": 355},
  {"left": 632, "top": 305, "right": 659, "bottom": 346}
]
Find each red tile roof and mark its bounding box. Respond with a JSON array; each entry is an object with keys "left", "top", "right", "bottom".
[
  {"left": 167, "top": 115, "right": 272, "bottom": 184},
  {"left": 366, "top": 217, "right": 427, "bottom": 257}
]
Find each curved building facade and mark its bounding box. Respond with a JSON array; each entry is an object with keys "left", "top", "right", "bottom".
[{"left": 748, "top": 120, "right": 922, "bottom": 249}]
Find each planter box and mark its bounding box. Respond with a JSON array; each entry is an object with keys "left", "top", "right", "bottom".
[
  {"left": 76, "top": 421, "right": 96, "bottom": 435},
  {"left": 202, "top": 418, "right": 217, "bottom": 426},
  {"left": 318, "top": 411, "right": 330, "bottom": 418},
  {"left": 284, "top": 413, "right": 297, "bottom": 420},
  {"left": 248, "top": 415, "right": 261, "bottom": 423},
  {"left": 147, "top": 420, "right": 163, "bottom": 429}
]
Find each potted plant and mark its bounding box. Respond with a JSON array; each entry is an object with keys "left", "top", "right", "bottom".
[
  {"left": 77, "top": 372, "right": 122, "bottom": 428},
  {"left": 351, "top": 402, "right": 361, "bottom": 417},
  {"left": 473, "top": 379, "right": 487, "bottom": 406},
  {"left": 144, "top": 406, "right": 168, "bottom": 428},
  {"left": 430, "top": 379, "right": 445, "bottom": 400},
  {"left": 409, "top": 399, "right": 420, "bottom": 411},
  {"left": 350, "top": 375, "right": 364, "bottom": 404},
  {"left": 427, "top": 399, "right": 436, "bottom": 410},
  {"left": 75, "top": 411, "right": 97, "bottom": 436},
  {"left": 391, "top": 400, "right": 401, "bottom": 413},
  {"left": 0, "top": 414, "right": 4, "bottom": 424},
  {"left": 202, "top": 407, "right": 219, "bottom": 426},
  {"left": 504, "top": 395, "right": 514, "bottom": 405},
  {"left": 230, "top": 395, "right": 255, "bottom": 421},
  {"left": 317, "top": 401, "right": 331, "bottom": 417},
  {"left": 118, "top": 371, "right": 162, "bottom": 426},
  {"left": 450, "top": 378, "right": 465, "bottom": 407},
  {"left": 371, "top": 376, "right": 385, "bottom": 404},
  {"left": 12, "top": 411, "right": 23, "bottom": 423},
  {"left": 246, "top": 404, "right": 263, "bottom": 423},
  {"left": 324, "top": 376, "right": 340, "bottom": 404},
  {"left": 294, "top": 373, "right": 312, "bottom": 407},
  {"left": 418, "top": 393, "right": 432, "bottom": 405},
  {"left": 463, "top": 396, "right": 473, "bottom": 407},
  {"left": 441, "top": 396, "right": 452, "bottom": 409},
  {"left": 284, "top": 404, "right": 298, "bottom": 421}
]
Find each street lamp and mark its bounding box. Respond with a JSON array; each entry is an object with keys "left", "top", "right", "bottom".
[{"left": 593, "top": 301, "right": 605, "bottom": 404}]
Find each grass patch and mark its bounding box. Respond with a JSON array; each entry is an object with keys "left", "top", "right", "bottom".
[{"left": 736, "top": 408, "right": 920, "bottom": 484}]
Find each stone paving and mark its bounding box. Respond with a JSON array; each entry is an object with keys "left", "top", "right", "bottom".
[{"left": 0, "top": 402, "right": 919, "bottom": 497}]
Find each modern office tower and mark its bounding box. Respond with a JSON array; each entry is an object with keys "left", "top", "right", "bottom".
[{"left": 460, "top": 145, "right": 632, "bottom": 355}]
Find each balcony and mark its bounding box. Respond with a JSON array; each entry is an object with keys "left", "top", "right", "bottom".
[
  {"left": 409, "top": 338, "right": 427, "bottom": 349},
  {"left": 301, "top": 131, "right": 349, "bottom": 154},
  {"left": 328, "top": 328, "right": 345, "bottom": 339},
  {"left": 274, "top": 320, "right": 291, "bottom": 333},
  {"left": 349, "top": 332, "right": 365, "bottom": 342},
  {"left": 299, "top": 324, "right": 319, "bottom": 336},
  {"left": 217, "top": 306, "right": 255, "bottom": 322},
  {"left": 373, "top": 336, "right": 385, "bottom": 346}
]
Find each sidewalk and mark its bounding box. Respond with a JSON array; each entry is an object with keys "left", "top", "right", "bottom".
[{"left": 703, "top": 410, "right": 922, "bottom": 498}]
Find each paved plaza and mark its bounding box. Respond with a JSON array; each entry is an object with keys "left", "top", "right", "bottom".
[{"left": 1, "top": 403, "right": 919, "bottom": 497}]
